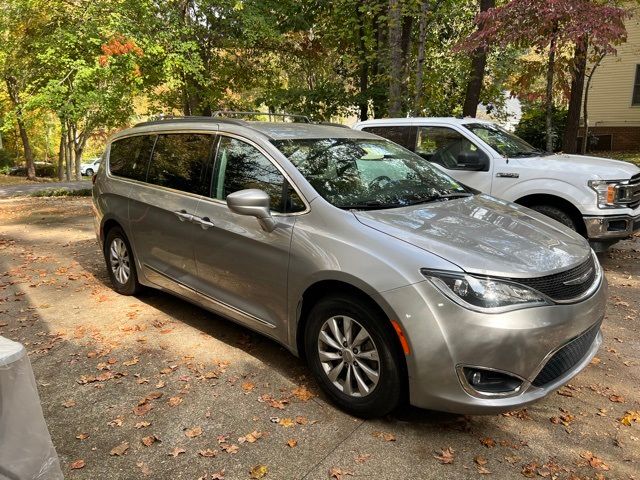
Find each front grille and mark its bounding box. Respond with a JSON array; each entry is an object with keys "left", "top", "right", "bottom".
[
  {"left": 532, "top": 321, "right": 601, "bottom": 387},
  {"left": 510, "top": 255, "right": 597, "bottom": 302},
  {"left": 621, "top": 173, "right": 640, "bottom": 209}
]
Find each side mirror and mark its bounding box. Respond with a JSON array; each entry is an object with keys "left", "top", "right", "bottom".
[
  {"left": 457, "top": 151, "right": 486, "bottom": 171},
  {"left": 226, "top": 189, "right": 276, "bottom": 232}
]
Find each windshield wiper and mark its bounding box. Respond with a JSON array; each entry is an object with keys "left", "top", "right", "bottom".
[
  {"left": 338, "top": 200, "right": 400, "bottom": 210},
  {"left": 407, "top": 192, "right": 473, "bottom": 206}
]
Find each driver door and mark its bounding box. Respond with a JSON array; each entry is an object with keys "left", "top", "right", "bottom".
[{"left": 415, "top": 126, "right": 494, "bottom": 193}]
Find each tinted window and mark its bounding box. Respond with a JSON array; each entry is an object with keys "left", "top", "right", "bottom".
[
  {"left": 213, "top": 136, "right": 304, "bottom": 213},
  {"left": 361, "top": 126, "right": 417, "bottom": 150},
  {"left": 416, "top": 126, "right": 488, "bottom": 170},
  {"left": 273, "top": 138, "right": 469, "bottom": 209},
  {"left": 147, "top": 134, "right": 214, "bottom": 195},
  {"left": 108, "top": 135, "right": 155, "bottom": 181},
  {"left": 633, "top": 64, "right": 640, "bottom": 106}
]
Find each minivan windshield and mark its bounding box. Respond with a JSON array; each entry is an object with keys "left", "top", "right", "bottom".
[
  {"left": 464, "top": 123, "right": 548, "bottom": 158},
  {"left": 272, "top": 138, "right": 471, "bottom": 210}
]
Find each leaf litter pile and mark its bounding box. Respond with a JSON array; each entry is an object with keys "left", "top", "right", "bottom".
[{"left": 1, "top": 197, "right": 639, "bottom": 479}]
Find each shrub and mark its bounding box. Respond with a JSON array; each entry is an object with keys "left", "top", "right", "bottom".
[
  {"left": 515, "top": 105, "right": 568, "bottom": 152},
  {"left": 31, "top": 187, "right": 92, "bottom": 197},
  {"left": 0, "top": 149, "right": 13, "bottom": 169},
  {"left": 9, "top": 162, "right": 58, "bottom": 177}
]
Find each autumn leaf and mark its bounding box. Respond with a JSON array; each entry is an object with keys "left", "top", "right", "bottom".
[
  {"left": 137, "top": 461, "right": 152, "bottom": 476},
  {"left": 168, "top": 396, "right": 183, "bottom": 407},
  {"left": 211, "top": 470, "right": 225, "bottom": 479},
  {"left": 286, "top": 439, "right": 298, "bottom": 448},
  {"left": 249, "top": 465, "right": 268, "bottom": 479},
  {"left": 580, "top": 451, "right": 609, "bottom": 470},
  {"left": 239, "top": 431, "right": 263, "bottom": 443},
  {"left": 292, "top": 385, "right": 314, "bottom": 401},
  {"left": 135, "top": 421, "right": 151, "bottom": 429},
  {"left": 242, "top": 381, "right": 255, "bottom": 392},
  {"left": 474, "top": 455, "right": 488, "bottom": 466},
  {"left": 123, "top": 356, "right": 139, "bottom": 366},
  {"left": 110, "top": 441, "right": 129, "bottom": 456},
  {"left": 372, "top": 431, "right": 396, "bottom": 442},
  {"left": 619, "top": 410, "right": 640, "bottom": 426},
  {"left": 185, "top": 426, "right": 203, "bottom": 438},
  {"left": 145, "top": 391, "right": 163, "bottom": 401},
  {"left": 278, "top": 418, "right": 295, "bottom": 428},
  {"left": 328, "top": 467, "right": 354, "bottom": 479},
  {"left": 108, "top": 417, "right": 124, "bottom": 427},
  {"left": 69, "top": 459, "right": 85, "bottom": 470},
  {"left": 198, "top": 448, "right": 218, "bottom": 457},
  {"left": 608, "top": 394, "right": 624, "bottom": 403},
  {"left": 133, "top": 403, "right": 153, "bottom": 416},
  {"left": 434, "top": 447, "right": 454, "bottom": 464},
  {"left": 62, "top": 399, "right": 76, "bottom": 408},
  {"left": 221, "top": 443, "right": 239, "bottom": 454},
  {"left": 521, "top": 462, "right": 538, "bottom": 478},
  {"left": 295, "top": 416, "right": 308, "bottom": 425},
  {"left": 354, "top": 453, "right": 371, "bottom": 464},
  {"left": 141, "top": 435, "right": 159, "bottom": 446},
  {"left": 480, "top": 437, "right": 496, "bottom": 448},
  {"left": 168, "top": 447, "right": 186, "bottom": 457}
]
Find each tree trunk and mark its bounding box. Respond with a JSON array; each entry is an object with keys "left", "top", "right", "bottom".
[
  {"left": 5, "top": 76, "right": 36, "bottom": 180},
  {"left": 357, "top": 3, "right": 370, "bottom": 121},
  {"left": 413, "top": 1, "right": 430, "bottom": 114},
  {"left": 65, "top": 125, "right": 73, "bottom": 181},
  {"left": 388, "top": 0, "right": 403, "bottom": 117},
  {"left": 371, "top": 10, "right": 385, "bottom": 117},
  {"left": 544, "top": 24, "right": 558, "bottom": 152},
  {"left": 57, "top": 129, "right": 65, "bottom": 180},
  {"left": 462, "top": 0, "right": 495, "bottom": 118},
  {"left": 581, "top": 52, "right": 605, "bottom": 154},
  {"left": 562, "top": 37, "right": 588, "bottom": 154}
]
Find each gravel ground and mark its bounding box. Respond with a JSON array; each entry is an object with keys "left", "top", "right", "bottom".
[{"left": 0, "top": 196, "right": 638, "bottom": 480}]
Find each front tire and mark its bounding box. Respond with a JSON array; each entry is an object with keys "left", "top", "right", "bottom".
[
  {"left": 104, "top": 227, "right": 141, "bottom": 295},
  {"left": 304, "top": 294, "right": 404, "bottom": 418},
  {"left": 85, "top": 168, "right": 94, "bottom": 176},
  {"left": 531, "top": 205, "right": 577, "bottom": 231}
]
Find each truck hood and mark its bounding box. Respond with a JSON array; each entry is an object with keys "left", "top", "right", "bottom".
[
  {"left": 515, "top": 153, "right": 639, "bottom": 180},
  {"left": 354, "top": 194, "right": 591, "bottom": 278}
]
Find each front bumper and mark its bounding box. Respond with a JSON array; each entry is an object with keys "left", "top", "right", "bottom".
[
  {"left": 379, "top": 273, "right": 607, "bottom": 414},
  {"left": 584, "top": 213, "right": 640, "bottom": 240}
]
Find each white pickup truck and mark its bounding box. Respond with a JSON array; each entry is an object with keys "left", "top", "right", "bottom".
[{"left": 354, "top": 117, "right": 640, "bottom": 250}]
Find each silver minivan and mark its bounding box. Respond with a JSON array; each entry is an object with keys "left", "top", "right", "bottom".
[{"left": 93, "top": 117, "right": 606, "bottom": 417}]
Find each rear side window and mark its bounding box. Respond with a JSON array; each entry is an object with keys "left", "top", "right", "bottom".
[
  {"left": 212, "top": 136, "right": 304, "bottom": 213},
  {"left": 147, "top": 134, "right": 214, "bottom": 195},
  {"left": 108, "top": 135, "right": 155, "bottom": 181},
  {"left": 361, "top": 126, "right": 417, "bottom": 151}
]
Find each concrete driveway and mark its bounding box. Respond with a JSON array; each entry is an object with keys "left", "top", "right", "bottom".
[
  {"left": 0, "top": 180, "right": 91, "bottom": 198},
  {"left": 0, "top": 197, "right": 638, "bottom": 479}
]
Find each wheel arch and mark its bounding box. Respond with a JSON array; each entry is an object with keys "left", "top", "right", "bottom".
[{"left": 514, "top": 193, "right": 587, "bottom": 236}]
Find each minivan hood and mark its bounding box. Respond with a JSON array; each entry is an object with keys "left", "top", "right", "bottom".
[
  {"left": 354, "top": 195, "right": 590, "bottom": 278},
  {"left": 515, "top": 153, "right": 639, "bottom": 180}
]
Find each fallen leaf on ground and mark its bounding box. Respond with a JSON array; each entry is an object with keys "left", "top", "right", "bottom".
[
  {"left": 474, "top": 456, "right": 487, "bottom": 466},
  {"left": 521, "top": 462, "right": 538, "bottom": 478},
  {"left": 372, "top": 431, "right": 396, "bottom": 442},
  {"left": 434, "top": 447, "right": 454, "bottom": 464},
  {"left": 242, "top": 381, "right": 255, "bottom": 392},
  {"left": 168, "top": 396, "right": 183, "bottom": 407},
  {"left": 108, "top": 417, "right": 123, "bottom": 427},
  {"left": 133, "top": 403, "right": 153, "bottom": 416},
  {"left": 278, "top": 418, "right": 295, "bottom": 428},
  {"left": 580, "top": 451, "right": 609, "bottom": 470},
  {"left": 239, "top": 431, "right": 263, "bottom": 443},
  {"left": 123, "top": 356, "right": 139, "bottom": 366},
  {"left": 69, "top": 459, "right": 85, "bottom": 470},
  {"left": 168, "top": 447, "right": 186, "bottom": 457},
  {"left": 221, "top": 443, "right": 239, "bottom": 454},
  {"left": 354, "top": 453, "right": 371, "bottom": 464},
  {"left": 329, "top": 467, "right": 354, "bottom": 479},
  {"left": 619, "top": 410, "right": 640, "bottom": 426},
  {"left": 110, "top": 442, "right": 129, "bottom": 456},
  {"left": 249, "top": 465, "right": 268, "bottom": 479},
  {"left": 480, "top": 437, "right": 496, "bottom": 448},
  {"left": 501, "top": 409, "right": 531, "bottom": 419},
  {"left": 287, "top": 439, "right": 298, "bottom": 448},
  {"left": 76, "top": 433, "right": 89, "bottom": 440},
  {"left": 211, "top": 470, "right": 225, "bottom": 479},
  {"left": 62, "top": 399, "right": 76, "bottom": 408},
  {"left": 198, "top": 449, "right": 218, "bottom": 457},
  {"left": 292, "top": 385, "right": 314, "bottom": 401},
  {"left": 135, "top": 421, "right": 151, "bottom": 429},
  {"left": 608, "top": 394, "right": 625, "bottom": 403},
  {"left": 141, "top": 435, "right": 159, "bottom": 446},
  {"left": 137, "top": 462, "right": 151, "bottom": 476},
  {"left": 185, "top": 426, "right": 203, "bottom": 438}
]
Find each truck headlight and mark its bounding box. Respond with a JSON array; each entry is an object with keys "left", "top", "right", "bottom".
[
  {"left": 588, "top": 180, "right": 622, "bottom": 208},
  {"left": 421, "top": 269, "right": 550, "bottom": 311}
]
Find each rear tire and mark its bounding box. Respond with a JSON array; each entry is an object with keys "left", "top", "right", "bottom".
[
  {"left": 86, "top": 168, "right": 94, "bottom": 176},
  {"left": 304, "top": 294, "right": 404, "bottom": 418},
  {"left": 530, "top": 205, "right": 577, "bottom": 231},
  {"left": 104, "top": 227, "right": 141, "bottom": 296}
]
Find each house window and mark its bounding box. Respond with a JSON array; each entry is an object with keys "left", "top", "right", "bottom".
[{"left": 633, "top": 64, "right": 640, "bottom": 106}]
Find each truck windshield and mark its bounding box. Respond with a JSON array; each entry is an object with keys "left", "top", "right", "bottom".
[
  {"left": 272, "top": 138, "right": 471, "bottom": 210},
  {"left": 464, "top": 123, "right": 547, "bottom": 158}
]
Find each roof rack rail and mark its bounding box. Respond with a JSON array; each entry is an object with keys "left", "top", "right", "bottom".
[
  {"left": 133, "top": 115, "right": 247, "bottom": 128},
  {"left": 212, "top": 111, "right": 311, "bottom": 123}
]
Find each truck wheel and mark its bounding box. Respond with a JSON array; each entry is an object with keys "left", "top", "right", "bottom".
[{"left": 531, "top": 205, "right": 577, "bottom": 231}]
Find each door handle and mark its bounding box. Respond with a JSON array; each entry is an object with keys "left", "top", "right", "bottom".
[
  {"left": 195, "top": 216, "right": 215, "bottom": 230},
  {"left": 174, "top": 210, "right": 194, "bottom": 222}
]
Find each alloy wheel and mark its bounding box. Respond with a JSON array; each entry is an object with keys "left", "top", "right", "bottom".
[
  {"left": 317, "top": 315, "right": 380, "bottom": 397},
  {"left": 109, "top": 237, "right": 130, "bottom": 285}
]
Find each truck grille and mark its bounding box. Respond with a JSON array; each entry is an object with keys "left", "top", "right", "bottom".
[
  {"left": 532, "top": 321, "right": 601, "bottom": 387},
  {"left": 509, "top": 255, "right": 597, "bottom": 302},
  {"left": 621, "top": 173, "right": 640, "bottom": 209}
]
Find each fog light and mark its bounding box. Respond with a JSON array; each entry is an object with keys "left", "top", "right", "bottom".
[{"left": 462, "top": 367, "right": 522, "bottom": 394}]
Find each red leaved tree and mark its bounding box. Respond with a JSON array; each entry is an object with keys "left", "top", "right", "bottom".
[{"left": 459, "top": 0, "right": 627, "bottom": 152}]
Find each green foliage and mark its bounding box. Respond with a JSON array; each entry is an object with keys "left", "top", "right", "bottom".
[
  {"left": 0, "top": 148, "right": 12, "bottom": 168},
  {"left": 9, "top": 162, "right": 57, "bottom": 177},
  {"left": 515, "top": 104, "right": 568, "bottom": 152},
  {"left": 30, "top": 187, "right": 92, "bottom": 197}
]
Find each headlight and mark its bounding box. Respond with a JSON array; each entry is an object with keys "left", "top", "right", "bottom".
[
  {"left": 421, "top": 269, "right": 550, "bottom": 311},
  {"left": 588, "top": 180, "right": 622, "bottom": 208}
]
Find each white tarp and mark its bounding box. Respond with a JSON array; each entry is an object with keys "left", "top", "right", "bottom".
[{"left": 0, "top": 336, "right": 63, "bottom": 480}]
